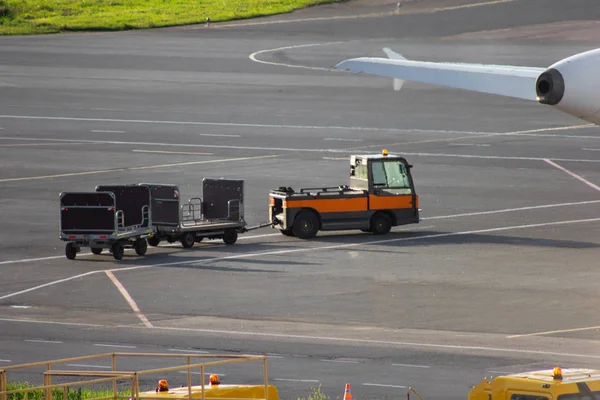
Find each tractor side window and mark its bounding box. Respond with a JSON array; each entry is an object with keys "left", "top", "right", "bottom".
[
  {"left": 371, "top": 162, "right": 387, "bottom": 186},
  {"left": 355, "top": 163, "right": 368, "bottom": 180}
]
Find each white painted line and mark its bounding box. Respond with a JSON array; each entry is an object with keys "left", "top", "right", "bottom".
[
  {"left": 448, "top": 143, "right": 490, "bottom": 147},
  {"left": 583, "top": 148, "right": 600, "bottom": 151},
  {"left": 0, "top": 270, "right": 99, "bottom": 300},
  {"left": 0, "top": 115, "right": 479, "bottom": 134},
  {"left": 2, "top": 216, "right": 600, "bottom": 301},
  {"left": 7, "top": 316, "right": 600, "bottom": 361},
  {"left": 422, "top": 199, "right": 600, "bottom": 220},
  {"left": 249, "top": 42, "right": 343, "bottom": 72},
  {"left": 0, "top": 359, "right": 11, "bottom": 363},
  {"left": 0, "top": 197, "right": 598, "bottom": 268},
  {"left": 267, "top": 355, "right": 285, "bottom": 359},
  {"left": 507, "top": 325, "right": 600, "bottom": 338},
  {"left": 323, "top": 157, "right": 348, "bottom": 160},
  {"left": 488, "top": 370, "right": 510, "bottom": 374},
  {"left": 401, "top": 151, "right": 600, "bottom": 163},
  {"left": 168, "top": 349, "right": 209, "bottom": 354},
  {"left": 93, "top": 344, "right": 137, "bottom": 349},
  {"left": 324, "top": 138, "right": 363, "bottom": 142},
  {"left": 392, "top": 363, "right": 430, "bottom": 368},
  {"left": 0, "top": 154, "right": 279, "bottom": 183},
  {"left": 10, "top": 305, "right": 31, "bottom": 308},
  {"left": 105, "top": 271, "right": 153, "bottom": 328},
  {"left": 25, "top": 339, "right": 63, "bottom": 344},
  {"left": 274, "top": 379, "right": 319, "bottom": 383},
  {"left": 133, "top": 150, "right": 214, "bottom": 156},
  {"left": 0, "top": 136, "right": 345, "bottom": 153},
  {"left": 363, "top": 383, "right": 407, "bottom": 388},
  {"left": 67, "top": 364, "right": 112, "bottom": 369},
  {"left": 321, "top": 359, "right": 359, "bottom": 364},
  {"left": 178, "top": 371, "right": 226, "bottom": 376},
  {"left": 544, "top": 159, "right": 600, "bottom": 192},
  {"left": 91, "top": 130, "right": 125, "bottom": 133}
]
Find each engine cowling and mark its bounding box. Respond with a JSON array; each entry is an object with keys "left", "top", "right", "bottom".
[{"left": 535, "top": 48, "right": 600, "bottom": 125}]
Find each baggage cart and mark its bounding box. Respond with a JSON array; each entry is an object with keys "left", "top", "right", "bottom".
[
  {"left": 59, "top": 185, "right": 154, "bottom": 260},
  {"left": 143, "top": 179, "right": 261, "bottom": 249}
]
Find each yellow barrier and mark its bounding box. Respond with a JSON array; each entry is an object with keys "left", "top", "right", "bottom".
[{"left": 0, "top": 353, "right": 271, "bottom": 400}]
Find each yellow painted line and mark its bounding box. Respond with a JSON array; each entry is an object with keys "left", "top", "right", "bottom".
[
  {"left": 0, "top": 154, "right": 279, "bottom": 183},
  {"left": 105, "top": 271, "right": 153, "bottom": 328},
  {"left": 133, "top": 149, "right": 214, "bottom": 156},
  {"left": 215, "top": 0, "right": 517, "bottom": 28},
  {"left": 507, "top": 325, "right": 600, "bottom": 338}
]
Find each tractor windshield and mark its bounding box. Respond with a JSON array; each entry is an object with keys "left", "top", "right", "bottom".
[{"left": 371, "top": 159, "right": 413, "bottom": 195}]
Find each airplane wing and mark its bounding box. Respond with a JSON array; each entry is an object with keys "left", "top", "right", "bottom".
[{"left": 334, "top": 48, "right": 546, "bottom": 101}]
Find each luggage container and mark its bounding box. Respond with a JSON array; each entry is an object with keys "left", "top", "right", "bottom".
[
  {"left": 143, "top": 179, "right": 260, "bottom": 249},
  {"left": 59, "top": 186, "right": 154, "bottom": 260}
]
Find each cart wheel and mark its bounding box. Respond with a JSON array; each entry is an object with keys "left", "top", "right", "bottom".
[
  {"left": 222, "top": 229, "right": 238, "bottom": 245},
  {"left": 280, "top": 229, "right": 295, "bottom": 237},
  {"left": 147, "top": 235, "right": 160, "bottom": 247},
  {"left": 65, "top": 243, "right": 77, "bottom": 260},
  {"left": 112, "top": 243, "right": 124, "bottom": 260},
  {"left": 181, "top": 232, "right": 195, "bottom": 248},
  {"left": 292, "top": 210, "right": 319, "bottom": 239},
  {"left": 91, "top": 247, "right": 103, "bottom": 255},
  {"left": 135, "top": 239, "right": 148, "bottom": 256},
  {"left": 371, "top": 213, "right": 392, "bottom": 235}
]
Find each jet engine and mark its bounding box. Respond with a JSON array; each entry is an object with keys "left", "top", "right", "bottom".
[{"left": 535, "top": 48, "right": 600, "bottom": 125}]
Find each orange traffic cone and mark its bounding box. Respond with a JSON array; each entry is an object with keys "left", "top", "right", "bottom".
[{"left": 343, "top": 383, "right": 352, "bottom": 400}]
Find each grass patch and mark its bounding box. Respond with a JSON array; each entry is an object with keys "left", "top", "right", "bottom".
[
  {"left": 5, "top": 382, "right": 131, "bottom": 400},
  {"left": 5, "top": 382, "right": 334, "bottom": 400},
  {"left": 0, "top": 0, "right": 343, "bottom": 35}
]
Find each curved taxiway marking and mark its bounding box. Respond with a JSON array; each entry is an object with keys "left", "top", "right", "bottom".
[{"left": 249, "top": 42, "right": 344, "bottom": 71}]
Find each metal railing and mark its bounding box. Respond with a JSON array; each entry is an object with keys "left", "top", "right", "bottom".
[{"left": 0, "top": 353, "right": 269, "bottom": 400}]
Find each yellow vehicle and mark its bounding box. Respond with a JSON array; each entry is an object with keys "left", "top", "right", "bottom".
[
  {"left": 466, "top": 367, "right": 600, "bottom": 400},
  {"left": 269, "top": 149, "right": 420, "bottom": 239}
]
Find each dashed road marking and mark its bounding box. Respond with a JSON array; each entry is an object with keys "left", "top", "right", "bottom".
[
  {"left": 25, "top": 339, "right": 63, "bottom": 344},
  {"left": 91, "top": 130, "right": 125, "bottom": 133},
  {"left": 507, "top": 325, "right": 600, "bottom": 338},
  {"left": 94, "top": 343, "right": 136, "bottom": 348},
  {"left": 133, "top": 150, "right": 214, "bottom": 156},
  {"left": 274, "top": 379, "right": 319, "bottom": 383},
  {"left": 363, "top": 383, "right": 407, "bottom": 388},
  {"left": 168, "top": 349, "right": 210, "bottom": 354},
  {"left": 321, "top": 359, "right": 359, "bottom": 364},
  {"left": 67, "top": 364, "right": 112, "bottom": 369},
  {"left": 392, "top": 363, "right": 430, "bottom": 368}
]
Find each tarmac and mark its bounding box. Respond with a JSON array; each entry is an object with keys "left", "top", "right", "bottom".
[{"left": 1, "top": 0, "right": 600, "bottom": 399}]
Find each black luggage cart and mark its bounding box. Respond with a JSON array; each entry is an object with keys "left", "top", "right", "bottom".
[
  {"left": 142, "top": 179, "right": 251, "bottom": 248},
  {"left": 59, "top": 186, "right": 154, "bottom": 260}
]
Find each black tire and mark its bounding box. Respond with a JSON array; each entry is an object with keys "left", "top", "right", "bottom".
[
  {"left": 91, "top": 247, "right": 103, "bottom": 255},
  {"left": 292, "top": 210, "right": 319, "bottom": 239},
  {"left": 135, "top": 239, "right": 148, "bottom": 256},
  {"left": 371, "top": 213, "right": 392, "bottom": 235},
  {"left": 280, "top": 229, "right": 295, "bottom": 237},
  {"left": 147, "top": 235, "right": 161, "bottom": 247},
  {"left": 222, "top": 229, "right": 238, "bottom": 245},
  {"left": 112, "top": 243, "right": 124, "bottom": 260},
  {"left": 65, "top": 243, "right": 77, "bottom": 260},
  {"left": 181, "top": 232, "right": 195, "bottom": 248}
]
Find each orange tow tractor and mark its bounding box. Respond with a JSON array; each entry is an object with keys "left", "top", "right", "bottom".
[{"left": 268, "top": 150, "right": 420, "bottom": 238}]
